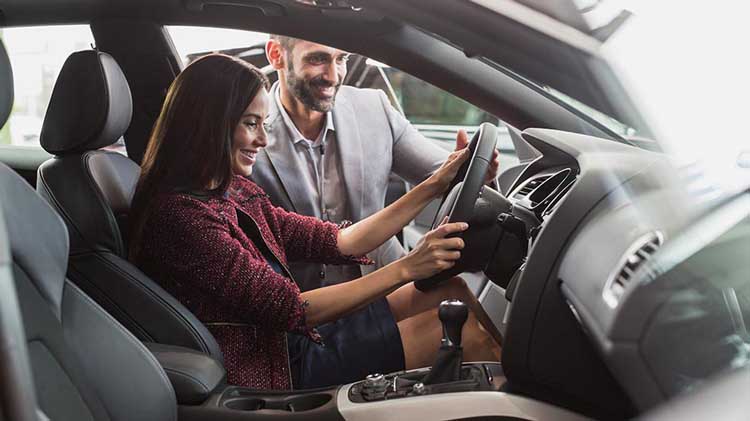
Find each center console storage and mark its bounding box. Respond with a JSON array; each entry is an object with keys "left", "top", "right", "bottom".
[
  {"left": 172, "top": 300, "right": 586, "bottom": 420},
  {"left": 219, "top": 387, "right": 335, "bottom": 413},
  {"left": 178, "top": 385, "right": 343, "bottom": 421},
  {"left": 348, "top": 362, "right": 505, "bottom": 403}
]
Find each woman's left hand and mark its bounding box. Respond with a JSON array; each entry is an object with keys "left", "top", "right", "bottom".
[{"left": 426, "top": 147, "right": 471, "bottom": 196}]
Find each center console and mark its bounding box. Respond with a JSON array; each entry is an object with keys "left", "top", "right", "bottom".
[
  {"left": 348, "top": 362, "right": 505, "bottom": 403},
  {"left": 164, "top": 300, "right": 592, "bottom": 421}
]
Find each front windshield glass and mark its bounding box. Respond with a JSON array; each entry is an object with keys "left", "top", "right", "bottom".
[
  {"left": 594, "top": 0, "right": 750, "bottom": 191},
  {"left": 541, "top": 85, "right": 637, "bottom": 138}
]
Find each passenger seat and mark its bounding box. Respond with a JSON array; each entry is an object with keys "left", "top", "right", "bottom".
[{"left": 35, "top": 49, "right": 223, "bottom": 362}]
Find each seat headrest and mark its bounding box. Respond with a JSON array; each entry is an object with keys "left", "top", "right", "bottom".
[
  {"left": 0, "top": 40, "right": 13, "bottom": 126},
  {"left": 40, "top": 50, "right": 132, "bottom": 155}
]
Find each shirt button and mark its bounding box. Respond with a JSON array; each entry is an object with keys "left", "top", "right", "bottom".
[{"left": 319, "top": 270, "right": 325, "bottom": 279}]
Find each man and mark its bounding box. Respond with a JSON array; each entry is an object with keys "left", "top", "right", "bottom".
[
  {"left": 251, "top": 35, "right": 501, "bottom": 389},
  {"left": 254, "top": 35, "right": 499, "bottom": 289}
]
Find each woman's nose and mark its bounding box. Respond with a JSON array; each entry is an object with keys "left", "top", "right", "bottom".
[{"left": 256, "top": 127, "right": 268, "bottom": 147}]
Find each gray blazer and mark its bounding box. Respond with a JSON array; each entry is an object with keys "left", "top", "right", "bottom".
[{"left": 251, "top": 84, "right": 447, "bottom": 291}]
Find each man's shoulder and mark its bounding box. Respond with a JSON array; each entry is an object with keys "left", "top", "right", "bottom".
[{"left": 336, "top": 86, "right": 387, "bottom": 107}]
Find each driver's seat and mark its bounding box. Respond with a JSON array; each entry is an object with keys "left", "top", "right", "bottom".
[{"left": 35, "top": 49, "right": 223, "bottom": 362}]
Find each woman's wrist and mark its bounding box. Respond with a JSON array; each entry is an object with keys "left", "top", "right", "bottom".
[
  {"left": 419, "top": 176, "right": 444, "bottom": 199},
  {"left": 388, "top": 260, "right": 413, "bottom": 285}
]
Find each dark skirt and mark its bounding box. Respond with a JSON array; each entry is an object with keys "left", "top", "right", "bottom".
[{"left": 288, "top": 297, "right": 405, "bottom": 389}]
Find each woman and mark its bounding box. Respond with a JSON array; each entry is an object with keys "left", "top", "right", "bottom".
[{"left": 130, "top": 54, "right": 501, "bottom": 390}]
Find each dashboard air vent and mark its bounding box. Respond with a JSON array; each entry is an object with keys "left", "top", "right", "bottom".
[
  {"left": 603, "top": 231, "right": 664, "bottom": 308},
  {"left": 513, "top": 175, "right": 550, "bottom": 200}
]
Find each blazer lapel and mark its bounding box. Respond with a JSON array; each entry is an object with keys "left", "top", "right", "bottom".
[
  {"left": 332, "top": 94, "right": 364, "bottom": 221},
  {"left": 261, "top": 84, "right": 319, "bottom": 217}
]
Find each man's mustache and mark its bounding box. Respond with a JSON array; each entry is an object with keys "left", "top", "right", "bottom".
[{"left": 308, "top": 77, "right": 341, "bottom": 89}]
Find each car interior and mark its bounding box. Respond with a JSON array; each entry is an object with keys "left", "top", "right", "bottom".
[{"left": 0, "top": 1, "right": 749, "bottom": 421}]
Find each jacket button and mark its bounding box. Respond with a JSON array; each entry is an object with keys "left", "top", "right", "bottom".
[{"left": 319, "top": 270, "right": 325, "bottom": 279}]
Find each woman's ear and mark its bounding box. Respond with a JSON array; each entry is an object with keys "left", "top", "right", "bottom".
[{"left": 266, "top": 39, "right": 286, "bottom": 70}]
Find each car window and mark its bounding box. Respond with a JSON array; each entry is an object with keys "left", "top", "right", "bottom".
[
  {"left": 0, "top": 25, "right": 95, "bottom": 149},
  {"left": 372, "top": 63, "right": 514, "bottom": 152},
  {"left": 164, "top": 26, "right": 515, "bottom": 154},
  {"left": 166, "top": 26, "right": 269, "bottom": 67}
]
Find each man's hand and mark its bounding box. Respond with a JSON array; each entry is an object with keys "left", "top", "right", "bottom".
[{"left": 454, "top": 129, "right": 500, "bottom": 184}]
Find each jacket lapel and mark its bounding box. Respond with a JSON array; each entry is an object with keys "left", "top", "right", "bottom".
[
  {"left": 331, "top": 94, "right": 364, "bottom": 221},
  {"left": 261, "top": 84, "right": 319, "bottom": 217}
]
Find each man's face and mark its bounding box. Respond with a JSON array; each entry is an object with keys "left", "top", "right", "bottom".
[{"left": 283, "top": 41, "right": 350, "bottom": 112}]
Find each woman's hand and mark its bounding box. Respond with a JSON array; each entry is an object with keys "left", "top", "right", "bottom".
[
  {"left": 396, "top": 218, "right": 468, "bottom": 282},
  {"left": 425, "top": 148, "right": 471, "bottom": 197}
]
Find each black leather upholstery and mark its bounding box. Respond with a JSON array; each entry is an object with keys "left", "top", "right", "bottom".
[
  {"left": 145, "top": 343, "right": 226, "bottom": 405},
  {"left": 40, "top": 50, "right": 132, "bottom": 155},
  {"left": 0, "top": 38, "right": 12, "bottom": 126},
  {"left": 36, "top": 50, "right": 224, "bottom": 362},
  {"left": 1, "top": 162, "right": 178, "bottom": 421},
  {"left": 0, "top": 39, "right": 41, "bottom": 421}
]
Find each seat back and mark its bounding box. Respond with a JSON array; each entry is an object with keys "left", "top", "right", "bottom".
[
  {"left": 36, "top": 49, "right": 223, "bottom": 362},
  {"left": 0, "top": 40, "right": 176, "bottom": 421},
  {"left": 0, "top": 41, "right": 39, "bottom": 421}
]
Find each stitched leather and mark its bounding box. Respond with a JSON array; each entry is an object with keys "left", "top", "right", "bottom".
[{"left": 144, "top": 342, "right": 226, "bottom": 405}]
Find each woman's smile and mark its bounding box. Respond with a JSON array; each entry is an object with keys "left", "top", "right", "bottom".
[{"left": 239, "top": 149, "right": 257, "bottom": 164}]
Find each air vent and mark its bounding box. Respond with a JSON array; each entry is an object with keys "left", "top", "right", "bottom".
[
  {"left": 513, "top": 175, "right": 550, "bottom": 200},
  {"left": 603, "top": 231, "right": 664, "bottom": 308}
]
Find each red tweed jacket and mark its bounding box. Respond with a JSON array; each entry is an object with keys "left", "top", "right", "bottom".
[{"left": 133, "top": 176, "right": 369, "bottom": 390}]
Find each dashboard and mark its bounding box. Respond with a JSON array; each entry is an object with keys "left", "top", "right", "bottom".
[{"left": 495, "top": 128, "right": 724, "bottom": 419}]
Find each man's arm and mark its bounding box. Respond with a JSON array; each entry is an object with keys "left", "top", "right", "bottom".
[
  {"left": 378, "top": 90, "right": 449, "bottom": 185},
  {"left": 380, "top": 90, "right": 499, "bottom": 185}
]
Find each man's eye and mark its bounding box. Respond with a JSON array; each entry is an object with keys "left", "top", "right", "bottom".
[{"left": 337, "top": 55, "right": 350, "bottom": 64}]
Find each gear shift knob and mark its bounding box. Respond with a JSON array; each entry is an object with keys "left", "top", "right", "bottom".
[{"left": 438, "top": 299, "right": 468, "bottom": 348}]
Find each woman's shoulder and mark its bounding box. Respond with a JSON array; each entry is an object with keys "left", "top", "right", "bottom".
[
  {"left": 231, "top": 175, "right": 266, "bottom": 196},
  {"left": 149, "top": 190, "right": 230, "bottom": 222}
]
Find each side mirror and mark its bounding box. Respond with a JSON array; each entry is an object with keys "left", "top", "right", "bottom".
[{"left": 737, "top": 151, "right": 750, "bottom": 169}]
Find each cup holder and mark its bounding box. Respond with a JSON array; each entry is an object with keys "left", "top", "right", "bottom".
[
  {"left": 224, "top": 398, "right": 265, "bottom": 411},
  {"left": 223, "top": 393, "right": 332, "bottom": 412},
  {"left": 286, "top": 393, "right": 331, "bottom": 412}
]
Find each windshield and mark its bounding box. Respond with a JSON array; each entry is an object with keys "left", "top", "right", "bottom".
[
  {"left": 528, "top": 0, "right": 750, "bottom": 191},
  {"left": 588, "top": 0, "right": 750, "bottom": 190},
  {"left": 541, "top": 85, "right": 637, "bottom": 138}
]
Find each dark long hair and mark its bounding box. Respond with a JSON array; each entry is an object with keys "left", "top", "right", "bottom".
[{"left": 129, "top": 54, "right": 268, "bottom": 258}]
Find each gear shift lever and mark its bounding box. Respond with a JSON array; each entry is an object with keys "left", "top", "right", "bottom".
[
  {"left": 422, "top": 300, "right": 468, "bottom": 385},
  {"left": 439, "top": 299, "right": 469, "bottom": 348}
]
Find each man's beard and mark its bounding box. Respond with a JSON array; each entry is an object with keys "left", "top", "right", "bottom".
[{"left": 285, "top": 63, "right": 341, "bottom": 112}]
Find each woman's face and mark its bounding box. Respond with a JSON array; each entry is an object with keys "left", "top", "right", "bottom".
[{"left": 232, "top": 89, "right": 270, "bottom": 176}]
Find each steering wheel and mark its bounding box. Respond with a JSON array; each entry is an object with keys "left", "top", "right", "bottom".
[{"left": 414, "top": 122, "right": 498, "bottom": 291}]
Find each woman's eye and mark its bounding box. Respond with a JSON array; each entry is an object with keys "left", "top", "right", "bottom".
[{"left": 244, "top": 121, "right": 258, "bottom": 129}]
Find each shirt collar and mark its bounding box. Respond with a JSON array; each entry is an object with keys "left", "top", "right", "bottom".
[{"left": 274, "top": 86, "right": 335, "bottom": 146}]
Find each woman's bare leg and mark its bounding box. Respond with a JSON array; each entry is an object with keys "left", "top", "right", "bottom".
[
  {"left": 386, "top": 276, "right": 504, "bottom": 347},
  {"left": 398, "top": 308, "right": 501, "bottom": 369}
]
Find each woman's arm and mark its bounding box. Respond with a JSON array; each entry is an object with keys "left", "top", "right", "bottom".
[
  {"left": 301, "top": 220, "right": 467, "bottom": 327},
  {"left": 143, "top": 196, "right": 314, "bottom": 336},
  {"left": 337, "top": 148, "right": 469, "bottom": 256}
]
